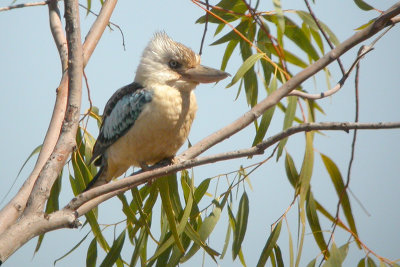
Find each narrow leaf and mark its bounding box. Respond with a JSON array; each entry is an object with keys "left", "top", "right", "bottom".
[
  {"left": 320, "top": 153, "right": 359, "bottom": 248},
  {"left": 252, "top": 76, "right": 277, "bottom": 146},
  {"left": 322, "top": 242, "right": 348, "bottom": 267},
  {"left": 226, "top": 53, "right": 265, "bottom": 88},
  {"left": 256, "top": 220, "right": 282, "bottom": 267},
  {"left": 158, "top": 176, "right": 185, "bottom": 253},
  {"left": 306, "top": 191, "right": 329, "bottom": 256},
  {"left": 232, "top": 192, "right": 250, "bottom": 259},
  {"left": 86, "top": 238, "right": 97, "bottom": 267},
  {"left": 273, "top": 0, "right": 285, "bottom": 32},
  {"left": 99, "top": 230, "right": 126, "bottom": 267},
  {"left": 354, "top": 0, "right": 374, "bottom": 11},
  {"left": 180, "top": 205, "right": 221, "bottom": 262},
  {"left": 277, "top": 95, "right": 297, "bottom": 159}
]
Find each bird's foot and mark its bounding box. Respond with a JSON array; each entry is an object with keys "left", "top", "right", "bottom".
[{"left": 156, "top": 156, "right": 178, "bottom": 166}]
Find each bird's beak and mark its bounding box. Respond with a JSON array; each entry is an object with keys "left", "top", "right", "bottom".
[{"left": 181, "top": 65, "right": 230, "bottom": 84}]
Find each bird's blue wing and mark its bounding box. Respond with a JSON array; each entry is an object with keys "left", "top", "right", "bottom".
[{"left": 91, "top": 82, "right": 152, "bottom": 165}]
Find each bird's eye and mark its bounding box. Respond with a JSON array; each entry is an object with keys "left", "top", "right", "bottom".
[{"left": 168, "top": 60, "right": 181, "bottom": 69}]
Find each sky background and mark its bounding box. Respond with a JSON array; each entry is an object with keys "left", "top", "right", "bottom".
[{"left": 0, "top": 0, "right": 399, "bottom": 266}]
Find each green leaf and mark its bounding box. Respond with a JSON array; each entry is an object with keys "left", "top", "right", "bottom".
[
  {"left": 85, "top": 210, "right": 110, "bottom": 252},
  {"left": 252, "top": 76, "right": 277, "bottom": 146},
  {"left": 283, "top": 17, "right": 320, "bottom": 61},
  {"left": 118, "top": 194, "right": 138, "bottom": 225},
  {"left": 320, "top": 153, "right": 359, "bottom": 248},
  {"left": 226, "top": 53, "right": 265, "bottom": 88},
  {"left": 99, "top": 230, "right": 126, "bottom": 267},
  {"left": 148, "top": 183, "right": 193, "bottom": 262},
  {"left": 306, "top": 191, "right": 329, "bottom": 256},
  {"left": 366, "top": 257, "right": 377, "bottom": 267},
  {"left": 130, "top": 228, "right": 148, "bottom": 267},
  {"left": 181, "top": 205, "right": 221, "bottom": 262},
  {"left": 299, "top": 132, "right": 314, "bottom": 211},
  {"left": 157, "top": 176, "right": 185, "bottom": 253},
  {"left": 220, "top": 222, "right": 231, "bottom": 259},
  {"left": 355, "top": 19, "right": 375, "bottom": 30},
  {"left": 256, "top": 220, "right": 282, "bottom": 267},
  {"left": 194, "top": 178, "right": 211, "bottom": 204},
  {"left": 232, "top": 192, "right": 249, "bottom": 260},
  {"left": 274, "top": 245, "right": 284, "bottom": 267},
  {"left": 309, "top": 26, "right": 324, "bottom": 54},
  {"left": 86, "top": 238, "right": 97, "bottom": 267},
  {"left": 295, "top": 11, "right": 340, "bottom": 46},
  {"left": 180, "top": 223, "right": 220, "bottom": 263},
  {"left": 273, "top": 0, "right": 285, "bottom": 33},
  {"left": 285, "top": 152, "right": 300, "bottom": 189},
  {"left": 211, "top": 21, "right": 249, "bottom": 46},
  {"left": 277, "top": 95, "right": 297, "bottom": 159},
  {"left": 196, "top": 0, "right": 246, "bottom": 24},
  {"left": 307, "top": 258, "right": 317, "bottom": 267},
  {"left": 354, "top": 0, "right": 374, "bottom": 11},
  {"left": 322, "top": 242, "right": 348, "bottom": 267},
  {"left": 221, "top": 39, "right": 239, "bottom": 71}
]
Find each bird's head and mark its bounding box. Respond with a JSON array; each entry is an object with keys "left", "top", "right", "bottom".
[{"left": 134, "top": 32, "right": 229, "bottom": 91}]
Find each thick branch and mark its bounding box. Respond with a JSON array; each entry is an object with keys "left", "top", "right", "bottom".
[
  {"left": 0, "top": 0, "right": 118, "bottom": 234},
  {"left": 69, "top": 121, "right": 400, "bottom": 214},
  {"left": 0, "top": 210, "right": 78, "bottom": 263},
  {"left": 25, "top": 0, "right": 83, "bottom": 214},
  {"left": 0, "top": 0, "right": 83, "bottom": 262},
  {"left": 180, "top": 2, "right": 400, "bottom": 160}
]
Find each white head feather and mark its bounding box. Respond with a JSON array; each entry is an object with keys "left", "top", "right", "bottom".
[{"left": 134, "top": 32, "right": 201, "bottom": 91}]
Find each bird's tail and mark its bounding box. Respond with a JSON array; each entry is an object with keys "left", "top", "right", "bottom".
[{"left": 84, "top": 165, "right": 107, "bottom": 192}]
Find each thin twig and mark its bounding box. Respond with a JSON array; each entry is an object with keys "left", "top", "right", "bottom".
[
  {"left": 80, "top": 70, "right": 93, "bottom": 123},
  {"left": 0, "top": 0, "right": 49, "bottom": 12},
  {"left": 321, "top": 45, "right": 364, "bottom": 266},
  {"left": 304, "top": 0, "right": 345, "bottom": 75},
  {"left": 78, "top": 3, "right": 126, "bottom": 51},
  {"left": 289, "top": 24, "right": 395, "bottom": 100},
  {"left": 198, "top": 0, "right": 209, "bottom": 55}
]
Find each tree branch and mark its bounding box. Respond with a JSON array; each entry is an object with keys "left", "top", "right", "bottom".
[
  {"left": 68, "top": 121, "right": 400, "bottom": 214},
  {"left": 0, "top": 1, "right": 49, "bottom": 12},
  {"left": 48, "top": 0, "right": 68, "bottom": 72}
]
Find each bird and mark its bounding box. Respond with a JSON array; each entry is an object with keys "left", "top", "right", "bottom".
[{"left": 85, "top": 32, "right": 229, "bottom": 190}]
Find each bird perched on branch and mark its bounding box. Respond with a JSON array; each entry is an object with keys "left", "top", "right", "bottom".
[{"left": 85, "top": 32, "right": 229, "bottom": 190}]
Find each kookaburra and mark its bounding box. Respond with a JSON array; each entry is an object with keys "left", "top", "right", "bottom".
[{"left": 85, "top": 32, "right": 229, "bottom": 190}]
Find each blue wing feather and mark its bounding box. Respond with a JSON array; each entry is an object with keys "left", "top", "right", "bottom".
[
  {"left": 90, "top": 82, "right": 152, "bottom": 165},
  {"left": 103, "top": 90, "right": 152, "bottom": 140}
]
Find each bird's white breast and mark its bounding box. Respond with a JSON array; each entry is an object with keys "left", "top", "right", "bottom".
[{"left": 106, "top": 85, "right": 197, "bottom": 178}]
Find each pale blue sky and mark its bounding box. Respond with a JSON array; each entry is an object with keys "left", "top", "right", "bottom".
[{"left": 1, "top": 1, "right": 399, "bottom": 266}]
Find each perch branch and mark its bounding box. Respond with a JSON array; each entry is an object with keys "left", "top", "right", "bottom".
[{"left": 69, "top": 121, "right": 400, "bottom": 214}]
